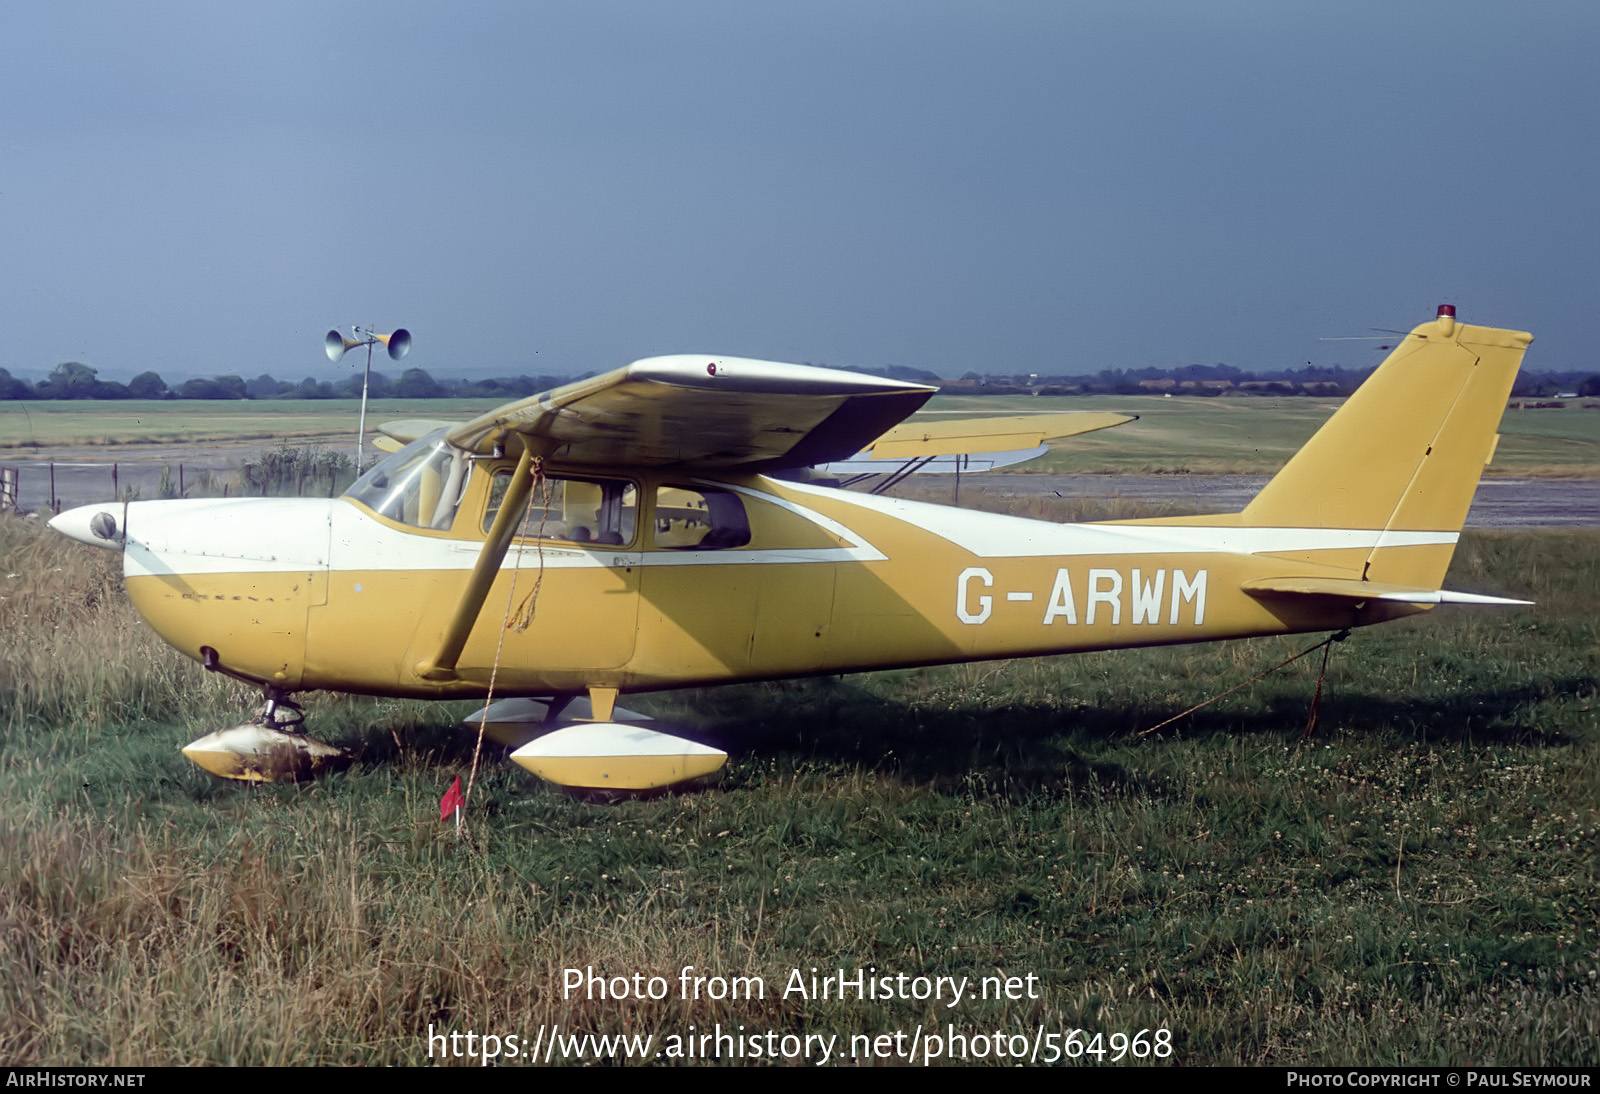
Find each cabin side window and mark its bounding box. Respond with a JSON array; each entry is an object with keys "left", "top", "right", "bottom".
[
  {"left": 483, "top": 471, "right": 638, "bottom": 546},
  {"left": 652, "top": 485, "right": 751, "bottom": 549}
]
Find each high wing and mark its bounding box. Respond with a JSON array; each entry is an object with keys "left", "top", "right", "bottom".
[
  {"left": 378, "top": 375, "right": 1132, "bottom": 475},
  {"left": 441, "top": 355, "right": 936, "bottom": 470}
]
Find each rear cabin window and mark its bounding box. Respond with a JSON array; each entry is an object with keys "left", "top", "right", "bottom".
[{"left": 653, "top": 486, "right": 751, "bottom": 549}]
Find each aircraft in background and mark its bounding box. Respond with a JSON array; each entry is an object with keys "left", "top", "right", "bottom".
[{"left": 50, "top": 305, "right": 1532, "bottom": 791}]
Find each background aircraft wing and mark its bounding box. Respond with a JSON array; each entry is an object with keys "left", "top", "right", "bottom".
[
  {"left": 855, "top": 411, "right": 1135, "bottom": 460},
  {"left": 377, "top": 419, "right": 458, "bottom": 446},
  {"left": 814, "top": 411, "right": 1137, "bottom": 488},
  {"left": 443, "top": 355, "right": 936, "bottom": 470}
]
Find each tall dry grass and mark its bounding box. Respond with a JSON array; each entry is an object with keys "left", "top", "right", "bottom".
[{"left": 0, "top": 515, "right": 248, "bottom": 737}]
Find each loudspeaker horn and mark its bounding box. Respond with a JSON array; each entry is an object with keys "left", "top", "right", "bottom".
[
  {"left": 325, "top": 330, "right": 362, "bottom": 363},
  {"left": 375, "top": 328, "right": 411, "bottom": 361}
]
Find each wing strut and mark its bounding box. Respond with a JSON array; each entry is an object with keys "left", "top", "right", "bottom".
[{"left": 415, "top": 446, "right": 535, "bottom": 682}]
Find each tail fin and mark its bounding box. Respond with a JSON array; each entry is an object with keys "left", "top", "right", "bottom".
[{"left": 1240, "top": 307, "right": 1531, "bottom": 588}]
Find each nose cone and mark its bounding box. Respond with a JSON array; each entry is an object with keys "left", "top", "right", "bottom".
[{"left": 49, "top": 503, "right": 125, "bottom": 550}]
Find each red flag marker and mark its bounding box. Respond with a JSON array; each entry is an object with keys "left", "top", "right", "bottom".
[{"left": 440, "top": 776, "right": 464, "bottom": 822}]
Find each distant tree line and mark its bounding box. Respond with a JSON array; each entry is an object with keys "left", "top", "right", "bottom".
[
  {"left": 0, "top": 362, "right": 580, "bottom": 401},
  {"left": 2, "top": 359, "right": 1596, "bottom": 401},
  {"left": 866, "top": 361, "right": 1600, "bottom": 399}
]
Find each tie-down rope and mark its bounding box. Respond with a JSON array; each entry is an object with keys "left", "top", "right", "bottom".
[{"left": 1135, "top": 629, "right": 1350, "bottom": 739}]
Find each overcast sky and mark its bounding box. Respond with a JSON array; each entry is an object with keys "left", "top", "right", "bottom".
[{"left": 2, "top": 1, "right": 1595, "bottom": 384}]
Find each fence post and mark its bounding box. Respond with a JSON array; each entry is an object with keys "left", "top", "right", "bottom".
[
  {"left": 112, "top": 462, "right": 119, "bottom": 499},
  {"left": 49, "top": 462, "right": 56, "bottom": 511}
]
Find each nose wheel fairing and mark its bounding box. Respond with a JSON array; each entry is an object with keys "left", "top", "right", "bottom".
[
  {"left": 181, "top": 723, "right": 351, "bottom": 782},
  {"left": 181, "top": 689, "right": 352, "bottom": 783}
]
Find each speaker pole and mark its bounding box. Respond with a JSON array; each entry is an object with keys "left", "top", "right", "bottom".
[
  {"left": 324, "top": 325, "right": 412, "bottom": 474},
  {"left": 357, "top": 334, "right": 374, "bottom": 472}
]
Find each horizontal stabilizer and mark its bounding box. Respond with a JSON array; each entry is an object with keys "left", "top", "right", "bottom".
[{"left": 1243, "top": 576, "right": 1532, "bottom": 606}]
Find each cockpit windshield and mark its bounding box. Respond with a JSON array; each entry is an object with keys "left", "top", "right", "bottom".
[{"left": 344, "top": 430, "right": 474, "bottom": 530}]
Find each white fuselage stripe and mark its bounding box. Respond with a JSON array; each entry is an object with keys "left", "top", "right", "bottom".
[{"left": 776, "top": 478, "right": 1458, "bottom": 557}]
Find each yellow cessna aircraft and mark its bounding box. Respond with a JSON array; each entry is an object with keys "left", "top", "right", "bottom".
[{"left": 50, "top": 305, "right": 1531, "bottom": 790}]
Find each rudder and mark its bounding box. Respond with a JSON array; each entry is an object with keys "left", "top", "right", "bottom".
[{"left": 1240, "top": 306, "right": 1531, "bottom": 588}]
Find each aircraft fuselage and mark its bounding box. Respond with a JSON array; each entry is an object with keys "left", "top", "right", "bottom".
[{"left": 67, "top": 466, "right": 1433, "bottom": 700}]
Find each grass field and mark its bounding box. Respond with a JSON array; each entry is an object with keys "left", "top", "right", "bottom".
[
  {"left": 4, "top": 395, "right": 1597, "bottom": 477},
  {"left": 1, "top": 502, "right": 1594, "bottom": 1066},
  {"left": 0, "top": 398, "right": 484, "bottom": 448}
]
